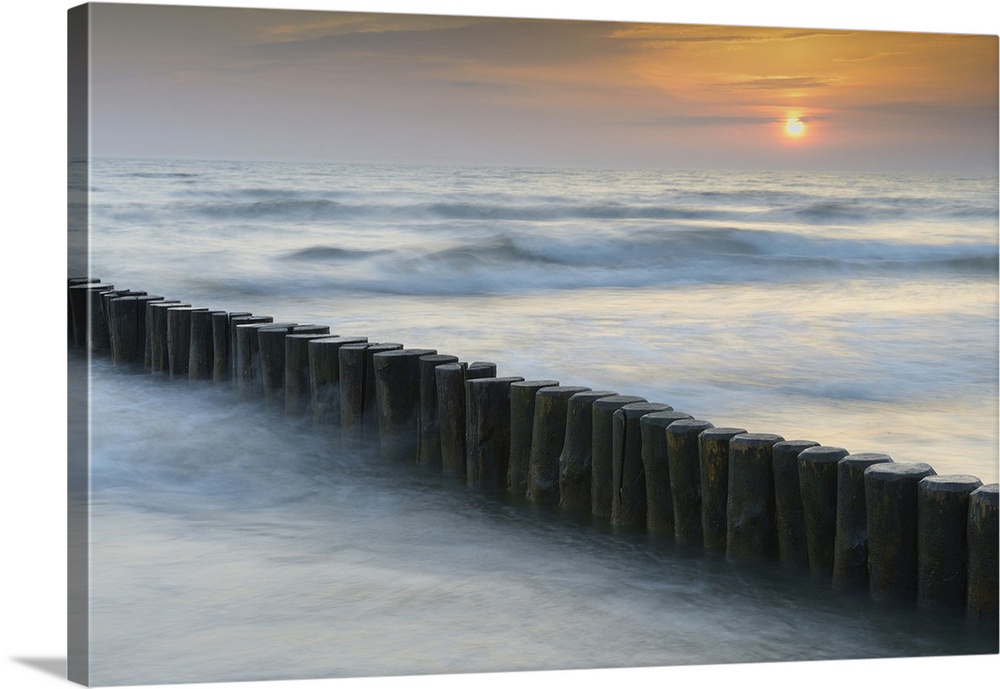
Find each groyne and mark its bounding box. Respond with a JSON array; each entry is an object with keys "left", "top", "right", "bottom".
[{"left": 68, "top": 277, "right": 999, "bottom": 622}]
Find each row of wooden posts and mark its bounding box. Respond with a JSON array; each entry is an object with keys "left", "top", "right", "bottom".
[{"left": 67, "top": 277, "right": 998, "bottom": 622}]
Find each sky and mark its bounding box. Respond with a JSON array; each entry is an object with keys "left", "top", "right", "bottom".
[{"left": 82, "top": 1, "right": 999, "bottom": 173}]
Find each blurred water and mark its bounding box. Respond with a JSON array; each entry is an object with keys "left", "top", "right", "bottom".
[
  {"left": 83, "top": 354, "right": 996, "bottom": 686},
  {"left": 79, "top": 158, "right": 999, "bottom": 684}
]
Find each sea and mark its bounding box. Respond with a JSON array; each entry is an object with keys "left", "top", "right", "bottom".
[{"left": 70, "top": 158, "right": 999, "bottom": 686}]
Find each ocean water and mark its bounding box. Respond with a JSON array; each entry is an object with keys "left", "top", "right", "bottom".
[{"left": 73, "top": 158, "right": 999, "bottom": 685}]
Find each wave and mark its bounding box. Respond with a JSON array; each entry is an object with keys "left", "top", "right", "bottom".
[
  {"left": 285, "top": 246, "right": 386, "bottom": 261},
  {"left": 178, "top": 192, "right": 996, "bottom": 227},
  {"left": 278, "top": 228, "right": 998, "bottom": 295}
]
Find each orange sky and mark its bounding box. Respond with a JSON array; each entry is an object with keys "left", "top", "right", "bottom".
[{"left": 86, "top": 4, "right": 998, "bottom": 172}]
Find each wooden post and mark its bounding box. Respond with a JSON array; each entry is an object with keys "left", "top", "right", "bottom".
[
  {"left": 917, "top": 474, "right": 982, "bottom": 610},
  {"left": 68, "top": 282, "right": 113, "bottom": 349},
  {"left": 466, "top": 377, "right": 524, "bottom": 490},
  {"left": 340, "top": 343, "right": 403, "bottom": 446},
  {"left": 188, "top": 310, "right": 226, "bottom": 380},
  {"left": 557, "top": 390, "right": 618, "bottom": 512},
  {"left": 467, "top": 362, "right": 497, "bottom": 379},
  {"left": 832, "top": 452, "right": 894, "bottom": 590},
  {"left": 798, "top": 446, "right": 850, "bottom": 576},
  {"left": 145, "top": 300, "right": 183, "bottom": 372},
  {"left": 166, "top": 306, "right": 206, "bottom": 377},
  {"left": 698, "top": 427, "right": 747, "bottom": 551},
  {"left": 638, "top": 411, "right": 694, "bottom": 535},
  {"left": 611, "top": 402, "right": 672, "bottom": 527},
  {"left": 236, "top": 320, "right": 295, "bottom": 398},
  {"left": 211, "top": 312, "right": 251, "bottom": 384},
  {"left": 306, "top": 336, "right": 368, "bottom": 428},
  {"left": 259, "top": 324, "right": 329, "bottom": 406},
  {"left": 509, "top": 380, "right": 560, "bottom": 497},
  {"left": 372, "top": 348, "right": 437, "bottom": 462},
  {"left": 86, "top": 284, "right": 117, "bottom": 354},
  {"left": 284, "top": 333, "right": 333, "bottom": 417},
  {"left": 435, "top": 361, "right": 499, "bottom": 478},
  {"left": 726, "top": 433, "right": 785, "bottom": 560},
  {"left": 167, "top": 306, "right": 207, "bottom": 378},
  {"left": 666, "top": 419, "right": 715, "bottom": 545},
  {"left": 417, "top": 354, "right": 460, "bottom": 469},
  {"left": 966, "top": 483, "right": 999, "bottom": 622},
  {"left": 102, "top": 290, "right": 148, "bottom": 351},
  {"left": 528, "top": 386, "right": 591, "bottom": 505},
  {"left": 109, "top": 295, "right": 161, "bottom": 364},
  {"left": 228, "top": 315, "right": 272, "bottom": 386},
  {"left": 591, "top": 395, "right": 646, "bottom": 518},
  {"left": 772, "top": 439, "right": 820, "bottom": 567},
  {"left": 437, "top": 362, "right": 470, "bottom": 479},
  {"left": 864, "top": 462, "right": 937, "bottom": 601},
  {"left": 67, "top": 277, "right": 100, "bottom": 346}
]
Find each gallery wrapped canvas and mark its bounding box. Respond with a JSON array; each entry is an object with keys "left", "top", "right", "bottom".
[{"left": 63, "top": 1, "right": 997, "bottom": 688}]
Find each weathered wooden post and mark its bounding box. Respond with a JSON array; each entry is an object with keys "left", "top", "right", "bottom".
[
  {"left": 557, "top": 390, "right": 619, "bottom": 512},
  {"left": 285, "top": 333, "right": 333, "bottom": 417},
  {"left": 259, "top": 324, "right": 329, "bottom": 406},
  {"left": 591, "top": 395, "right": 646, "bottom": 518},
  {"left": 167, "top": 306, "right": 207, "bottom": 378},
  {"left": 417, "top": 354, "right": 460, "bottom": 470},
  {"left": 188, "top": 309, "right": 226, "bottom": 380},
  {"left": 68, "top": 282, "right": 114, "bottom": 350},
  {"left": 666, "top": 419, "right": 715, "bottom": 545},
  {"left": 437, "top": 362, "right": 498, "bottom": 480},
  {"left": 106, "top": 293, "right": 132, "bottom": 363},
  {"left": 229, "top": 315, "right": 272, "bottom": 386},
  {"left": 211, "top": 311, "right": 251, "bottom": 384},
  {"left": 864, "top": 462, "right": 937, "bottom": 601},
  {"left": 467, "top": 362, "right": 497, "bottom": 379},
  {"left": 528, "top": 386, "right": 591, "bottom": 505},
  {"left": 798, "top": 445, "right": 850, "bottom": 576},
  {"left": 832, "top": 452, "right": 894, "bottom": 590},
  {"left": 772, "top": 439, "right": 820, "bottom": 567},
  {"left": 307, "top": 336, "right": 368, "bottom": 428},
  {"left": 236, "top": 321, "right": 296, "bottom": 398},
  {"left": 726, "top": 433, "right": 785, "bottom": 560},
  {"left": 67, "top": 277, "right": 100, "bottom": 346},
  {"left": 372, "top": 348, "right": 437, "bottom": 462},
  {"left": 966, "top": 483, "right": 999, "bottom": 622},
  {"left": 340, "top": 343, "right": 403, "bottom": 446},
  {"left": 88, "top": 285, "right": 116, "bottom": 354},
  {"left": 509, "top": 380, "right": 560, "bottom": 497},
  {"left": 102, "top": 290, "right": 148, "bottom": 352},
  {"left": 466, "top": 377, "right": 524, "bottom": 490},
  {"left": 638, "top": 411, "right": 693, "bottom": 535},
  {"left": 109, "top": 295, "right": 161, "bottom": 364},
  {"left": 340, "top": 343, "right": 372, "bottom": 445},
  {"left": 437, "top": 362, "right": 469, "bottom": 478},
  {"left": 611, "top": 402, "right": 672, "bottom": 527},
  {"left": 916, "top": 474, "right": 982, "bottom": 610},
  {"left": 157, "top": 303, "right": 189, "bottom": 373},
  {"left": 146, "top": 300, "right": 184, "bottom": 372},
  {"left": 698, "top": 427, "right": 747, "bottom": 551}
]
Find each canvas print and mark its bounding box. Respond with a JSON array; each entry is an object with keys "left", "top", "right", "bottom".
[{"left": 67, "top": 2, "right": 999, "bottom": 687}]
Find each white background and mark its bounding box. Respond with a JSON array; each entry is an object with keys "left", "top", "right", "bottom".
[{"left": 3, "top": 2, "right": 997, "bottom": 688}]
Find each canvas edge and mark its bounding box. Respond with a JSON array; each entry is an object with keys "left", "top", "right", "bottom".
[{"left": 67, "top": 3, "right": 91, "bottom": 686}]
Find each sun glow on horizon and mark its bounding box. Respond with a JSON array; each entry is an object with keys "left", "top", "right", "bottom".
[{"left": 785, "top": 117, "right": 806, "bottom": 137}]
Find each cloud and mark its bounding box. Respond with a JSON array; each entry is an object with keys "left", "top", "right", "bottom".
[
  {"left": 726, "top": 76, "right": 834, "bottom": 90},
  {"left": 244, "top": 15, "right": 634, "bottom": 69}
]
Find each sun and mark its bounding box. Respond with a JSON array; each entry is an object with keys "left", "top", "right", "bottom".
[{"left": 784, "top": 117, "right": 806, "bottom": 137}]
